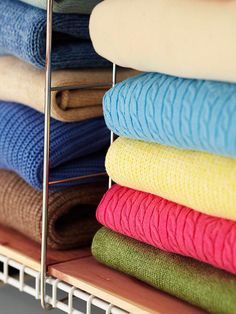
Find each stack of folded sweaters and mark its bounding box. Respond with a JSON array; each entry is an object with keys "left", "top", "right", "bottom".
[
  {"left": 90, "top": 1, "right": 236, "bottom": 313},
  {"left": 0, "top": 0, "right": 139, "bottom": 250}
]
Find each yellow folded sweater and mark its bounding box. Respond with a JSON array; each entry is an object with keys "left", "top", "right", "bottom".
[{"left": 106, "top": 138, "right": 236, "bottom": 220}]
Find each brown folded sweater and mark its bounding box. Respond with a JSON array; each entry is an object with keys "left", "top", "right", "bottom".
[
  {"left": 0, "top": 56, "right": 139, "bottom": 122},
  {"left": 0, "top": 170, "right": 106, "bottom": 249}
]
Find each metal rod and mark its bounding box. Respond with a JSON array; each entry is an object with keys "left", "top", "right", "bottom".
[
  {"left": 109, "top": 64, "right": 117, "bottom": 189},
  {"left": 51, "top": 82, "right": 112, "bottom": 92},
  {"left": 49, "top": 172, "right": 107, "bottom": 186},
  {"left": 40, "top": 0, "right": 53, "bottom": 310}
]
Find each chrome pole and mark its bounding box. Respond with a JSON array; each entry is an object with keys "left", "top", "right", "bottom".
[
  {"left": 40, "top": 0, "right": 53, "bottom": 309},
  {"left": 108, "top": 64, "right": 117, "bottom": 189}
]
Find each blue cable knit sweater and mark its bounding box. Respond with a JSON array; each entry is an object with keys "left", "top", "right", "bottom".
[
  {"left": 0, "top": 102, "right": 109, "bottom": 190},
  {"left": 0, "top": 0, "right": 109, "bottom": 69},
  {"left": 104, "top": 72, "right": 236, "bottom": 158}
]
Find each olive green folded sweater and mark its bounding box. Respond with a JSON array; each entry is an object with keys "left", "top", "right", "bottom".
[
  {"left": 20, "top": 0, "right": 101, "bottom": 14},
  {"left": 92, "top": 228, "right": 236, "bottom": 314}
]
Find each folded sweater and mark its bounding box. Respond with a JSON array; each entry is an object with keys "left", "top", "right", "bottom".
[
  {"left": 104, "top": 72, "right": 236, "bottom": 158},
  {"left": 0, "top": 170, "right": 106, "bottom": 249},
  {"left": 0, "top": 57, "right": 138, "bottom": 122},
  {"left": 90, "top": 0, "right": 236, "bottom": 82},
  {"left": 0, "top": 0, "right": 109, "bottom": 69},
  {"left": 20, "top": 0, "right": 101, "bottom": 14},
  {"left": 97, "top": 184, "right": 236, "bottom": 275},
  {"left": 92, "top": 228, "right": 236, "bottom": 314},
  {"left": 0, "top": 101, "right": 109, "bottom": 190},
  {"left": 106, "top": 138, "right": 236, "bottom": 221}
]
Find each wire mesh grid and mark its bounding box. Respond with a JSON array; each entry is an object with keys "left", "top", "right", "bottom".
[{"left": 0, "top": 254, "right": 128, "bottom": 314}]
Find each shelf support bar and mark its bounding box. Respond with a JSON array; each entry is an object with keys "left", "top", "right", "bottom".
[
  {"left": 41, "top": 0, "right": 53, "bottom": 310},
  {"left": 108, "top": 63, "right": 117, "bottom": 189}
]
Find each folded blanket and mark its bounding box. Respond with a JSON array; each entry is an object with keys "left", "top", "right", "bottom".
[
  {"left": 0, "top": 101, "right": 109, "bottom": 190},
  {"left": 0, "top": 170, "right": 106, "bottom": 249},
  {"left": 0, "top": 0, "right": 109, "bottom": 69},
  {"left": 97, "top": 184, "right": 236, "bottom": 275},
  {"left": 20, "top": 0, "right": 101, "bottom": 14},
  {"left": 106, "top": 138, "right": 236, "bottom": 221},
  {"left": 104, "top": 72, "right": 236, "bottom": 158},
  {"left": 0, "top": 57, "right": 138, "bottom": 122},
  {"left": 92, "top": 228, "right": 236, "bottom": 314},
  {"left": 90, "top": 0, "right": 236, "bottom": 82}
]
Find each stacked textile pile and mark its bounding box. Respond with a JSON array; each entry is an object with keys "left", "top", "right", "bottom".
[
  {"left": 90, "top": 1, "right": 236, "bottom": 313},
  {"left": 0, "top": 0, "right": 136, "bottom": 249}
]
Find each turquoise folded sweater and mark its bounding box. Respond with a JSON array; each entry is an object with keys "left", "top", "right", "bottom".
[{"left": 104, "top": 72, "right": 236, "bottom": 157}]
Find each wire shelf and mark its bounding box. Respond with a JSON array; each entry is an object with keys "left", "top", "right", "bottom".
[{"left": 0, "top": 254, "right": 128, "bottom": 314}]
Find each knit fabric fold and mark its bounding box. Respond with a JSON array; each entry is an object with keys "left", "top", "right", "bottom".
[
  {"left": 0, "top": 57, "right": 138, "bottom": 122},
  {"left": 20, "top": 0, "right": 102, "bottom": 14},
  {"left": 104, "top": 72, "right": 236, "bottom": 158},
  {"left": 0, "top": 0, "right": 109, "bottom": 69},
  {"left": 0, "top": 101, "right": 109, "bottom": 190},
  {"left": 97, "top": 184, "right": 236, "bottom": 274},
  {"left": 0, "top": 170, "right": 105, "bottom": 249},
  {"left": 106, "top": 138, "right": 236, "bottom": 221},
  {"left": 92, "top": 228, "right": 236, "bottom": 314},
  {"left": 90, "top": 0, "right": 236, "bottom": 82}
]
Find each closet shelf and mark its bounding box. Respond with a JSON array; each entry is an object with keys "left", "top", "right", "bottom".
[{"left": 0, "top": 224, "right": 206, "bottom": 314}]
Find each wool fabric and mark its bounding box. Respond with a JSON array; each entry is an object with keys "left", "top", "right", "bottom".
[
  {"left": 20, "top": 0, "right": 101, "bottom": 14},
  {"left": 0, "top": 0, "right": 109, "bottom": 69},
  {"left": 106, "top": 138, "right": 236, "bottom": 220},
  {"left": 0, "top": 170, "right": 106, "bottom": 249},
  {"left": 0, "top": 101, "right": 109, "bottom": 190},
  {"left": 92, "top": 228, "right": 236, "bottom": 314},
  {"left": 97, "top": 184, "right": 236, "bottom": 274},
  {"left": 90, "top": 0, "right": 236, "bottom": 82},
  {"left": 0, "top": 57, "right": 138, "bottom": 122},
  {"left": 104, "top": 72, "right": 236, "bottom": 158}
]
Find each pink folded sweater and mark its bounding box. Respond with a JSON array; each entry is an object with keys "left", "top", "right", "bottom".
[{"left": 97, "top": 184, "right": 236, "bottom": 275}]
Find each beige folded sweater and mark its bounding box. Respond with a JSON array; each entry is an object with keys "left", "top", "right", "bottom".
[
  {"left": 0, "top": 170, "right": 106, "bottom": 249},
  {"left": 0, "top": 56, "right": 138, "bottom": 121},
  {"left": 90, "top": 0, "right": 236, "bottom": 82}
]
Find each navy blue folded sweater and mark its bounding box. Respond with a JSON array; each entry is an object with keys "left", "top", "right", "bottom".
[
  {"left": 0, "top": 0, "right": 109, "bottom": 69},
  {"left": 0, "top": 102, "right": 109, "bottom": 190}
]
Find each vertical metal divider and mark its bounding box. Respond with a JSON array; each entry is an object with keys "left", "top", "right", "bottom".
[
  {"left": 41, "top": 0, "right": 53, "bottom": 310},
  {"left": 108, "top": 64, "right": 117, "bottom": 189},
  {"left": 40, "top": 0, "right": 117, "bottom": 309}
]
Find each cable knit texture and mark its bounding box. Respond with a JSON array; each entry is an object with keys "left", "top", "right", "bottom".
[
  {"left": 0, "top": 170, "right": 106, "bottom": 249},
  {"left": 106, "top": 138, "right": 236, "bottom": 220},
  {"left": 97, "top": 184, "right": 236, "bottom": 274},
  {"left": 0, "top": 0, "right": 109, "bottom": 69},
  {"left": 92, "top": 228, "right": 236, "bottom": 314},
  {"left": 104, "top": 72, "right": 236, "bottom": 158},
  {"left": 0, "top": 101, "right": 109, "bottom": 190},
  {"left": 20, "top": 0, "right": 102, "bottom": 14}
]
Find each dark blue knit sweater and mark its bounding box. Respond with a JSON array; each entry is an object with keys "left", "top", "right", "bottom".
[
  {"left": 0, "top": 102, "right": 109, "bottom": 190},
  {"left": 0, "top": 0, "right": 109, "bottom": 69}
]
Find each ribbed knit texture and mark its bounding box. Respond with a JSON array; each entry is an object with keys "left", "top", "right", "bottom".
[
  {"left": 20, "top": 0, "right": 102, "bottom": 14},
  {"left": 0, "top": 170, "right": 106, "bottom": 249},
  {"left": 0, "top": 101, "right": 109, "bottom": 190},
  {"left": 106, "top": 138, "right": 236, "bottom": 220},
  {"left": 104, "top": 72, "right": 236, "bottom": 158},
  {"left": 0, "top": 0, "right": 109, "bottom": 69},
  {"left": 97, "top": 184, "right": 236, "bottom": 274},
  {"left": 92, "top": 228, "right": 236, "bottom": 314}
]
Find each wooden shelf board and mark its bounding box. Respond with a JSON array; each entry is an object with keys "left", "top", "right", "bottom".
[
  {"left": 0, "top": 225, "right": 91, "bottom": 271},
  {"left": 49, "top": 257, "right": 207, "bottom": 314}
]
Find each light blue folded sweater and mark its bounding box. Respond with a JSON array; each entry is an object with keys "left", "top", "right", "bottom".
[{"left": 104, "top": 72, "right": 236, "bottom": 157}]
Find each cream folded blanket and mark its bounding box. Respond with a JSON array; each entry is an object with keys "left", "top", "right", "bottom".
[
  {"left": 106, "top": 138, "right": 236, "bottom": 221},
  {"left": 0, "top": 56, "right": 137, "bottom": 122},
  {"left": 90, "top": 0, "right": 236, "bottom": 82}
]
